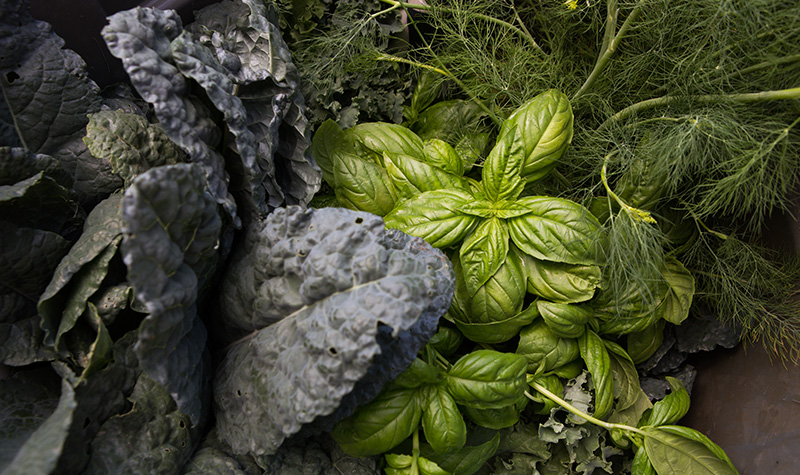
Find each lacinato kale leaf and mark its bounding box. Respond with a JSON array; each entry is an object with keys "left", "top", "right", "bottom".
[{"left": 213, "top": 206, "right": 454, "bottom": 458}]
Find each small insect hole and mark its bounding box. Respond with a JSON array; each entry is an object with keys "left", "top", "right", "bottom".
[
  {"left": 236, "top": 390, "right": 242, "bottom": 397},
  {"left": 355, "top": 217, "right": 363, "bottom": 224},
  {"left": 328, "top": 347, "right": 338, "bottom": 356},
  {"left": 179, "top": 420, "right": 186, "bottom": 429},
  {"left": 297, "top": 249, "right": 307, "bottom": 257},
  {"left": 5, "top": 71, "right": 20, "bottom": 84}
]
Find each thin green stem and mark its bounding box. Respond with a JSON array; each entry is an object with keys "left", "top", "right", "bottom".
[
  {"left": 411, "top": 429, "right": 420, "bottom": 475},
  {"left": 527, "top": 384, "right": 645, "bottom": 435},
  {"left": 379, "top": 0, "right": 542, "bottom": 52},
  {"left": 572, "top": 0, "right": 645, "bottom": 101},
  {"left": 600, "top": 0, "right": 618, "bottom": 58},
  {"left": 707, "top": 54, "right": 800, "bottom": 85},
  {"left": 600, "top": 152, "right": 657, "bottom": 224}
]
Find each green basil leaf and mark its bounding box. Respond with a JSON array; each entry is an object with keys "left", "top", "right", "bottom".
[
  {"left": 331, "top": 387, "right": 423, "bottom": 457},
  {"left": 427, "top": 327, "right": 463, "bottom": 357},
  {"left": 537, "top": 301, "right": 593, "bottom": 338},
  {"left": 626, "top": 320, "right": 666, "bottom": 364},
  {"left": 385, "top": 454, "right": 452, "bottom": 475},
  {"left": 348, "top": 122, "right": 425, "bottom": 159},
  {"left": 422, "top": 386, "right": 467, "bottom": 453},
  {"left": 421, "top": 432, "right": 500, "bottom": 475},
  {"left": 603, "top": 340, "right": 641, "bottom": 412},
  {"left": 460, "top": 217, "right": 509, "bottom": 296},
  {"left": 482, "top": 124, "right": 525, "bottom": 202},
  {"left": 384, "top": 189, "right": 479, "bottom": 248},
  {"left": 452, "top": 302, "right": 539, "bottom": 345},
  {"left": 311, "top": 118, "right": 355, "bottom": 187},
  {"left": 393, "top": 358, "right": 442, "bottom": 389},
  {"left": 594, "top": 278, "right": 665, "bottom": 335},
  {"left": 517, "top": 320, "right": 580, "bottom": 374},
  {"left": 461, "top": 403, "right": 521, "bottom": 430},
  {"left": 614, "top": 151, "right": 668, "bottom": 212},
  {"left": 423, "top": 138, "right": 464, "bottom": 176},
  {"left": 384, "top": 152, "right": 468, "bottom": 199},
  {"left": 551, "top": 359, "right": 584, "bottom": 379},
  {"left": 655, "top": 256, "right": 695, "bottom": 325},
  {"left": 458, "top": 200, "right": 499, "bottom": 219},
  {"left": 642, "top": 426, "right": 739, "bottom": 475},
  {"left": 411, "top": 99, "right": 487, "bottom": 150},
  {"left": 499, "top": 89, "right": 573, "bottom": 184},
  {"left": 632, "top": 445, "right": 657, "bottom": 475},
  {"left": 405, "top": 71, "right": 443, "bottom": 123},
  {"left": 333, "top": 150, "right": 397, "bottom": 216},
  {"left": 578, "top": 330, "right": 614, "bottom": 419},
  {"left": 526, "top": 373, "right": 563, "bottom": 415},
  {"left": 640, "top": 377, "right": 691, "bottom": 428},
  {"left": 508, "top": 196, "right": 602, "bottom": 265},
  {"left": 520, "top": 253, "right": 601, "bottom": 303},
  {"left": 445, "top": 350, "right": 528, "bottom": 409}
]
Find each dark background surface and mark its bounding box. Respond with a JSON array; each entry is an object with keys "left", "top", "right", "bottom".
[{"left": 24, "top": 2, "right": 800, "bottom": 473}]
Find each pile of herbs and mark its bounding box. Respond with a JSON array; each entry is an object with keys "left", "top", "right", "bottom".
[{"left": 1, "top": 0, "right": 799, "bottom": 474}]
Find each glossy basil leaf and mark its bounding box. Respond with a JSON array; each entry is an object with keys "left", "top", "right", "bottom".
[
  {"left": 331, "top": 388, "right": 422, "bottom": 457},
  {"left": 393, "top": 359, "right": 442, "bottom": 389},
  {"left": 603, "top": 340, "right": 641, "bottom": 412},
  {"left": 482, "top": 124, "right": 525, "bottom": 202},
  {"left": 384, "top": 453, "right": 451, "bottom": 475},
  {"left": 642, "top": 426, "right": 739, "bottom": 475},
  {"left": 520, "top": 253, "right": 601, "bottom": 303},
  {"left": 498, "top": 89, "right": 573, "bottom": 184},
  {"left": 626, "top": 320, "right": 666, "bottom": 364},
  {"left": 458, "top": 200, "right": 499, "bottom": 219},
  {"left": 655, "top": 256, "right": 695, "bottom": 325},
  {"left": 423, "top": 139, "right": 464, "bottom": 176},
  {"left": 384, "top": 152, "right": 468, "bottom": 199},
  {"left": 608, "top": 388, "right": 653, "bottom": 443},
  {"left": 444, "top": 350, "right": 528, "bottom": 409},
  {"left": 551, "top": 359, "right": 584, "bottom": 379},
  {"left": 422, "top": 386, "right": 467, "bottom": 453},
  {"left": 462, "top": 402, "right": 522, "bottom": 430},
  {"left": 640, "top": 377, "right": 691, "bottom": 428},
  {"left": 614, "top": 153, "right": 668, "bottom": 212},
  {"left": 632, "top": 445, "right": 657, "bottom": 475},
  {"left": 311, "top": 119, "right": 353, "bottom": 187},
  {"left": 594, "top": 278, "right": 666, "bottom": 335},
  {"left": 578, "top": 330, "right": 614, "bottom": 419},
  {"left": 385, "top": 189, "right": 478, "bottom": 248},
  {"left": 516, "top": 320, "right": 580, "bottom": 374},
  {"left": 411, "top": 99, "right": 487, "bottom": 150},
  {"left": 333, "top": 150, "right": 397, "bottom": 216},
  {"left": 452, "top": 302, "right": 538, "bottom": 345},
  {"left": 526, "top": 373, "right": 563, "bottom": 415},
  {"left": 460, "top": 217, "right": 509, "bottom": 296},
  {"left": 427, "top": 326, "right": 463, "bottom": 357},
  {"left": 405, "top": 71, "right": 442, "bottom": 124},
  {"left": 349, "top": 122, "right": 425, "bottom": 159},
  {"left": 508, "top": 196, "right": 602, "bottom": 265},
  {"left": 421, "top": 432, "right": 500, "bottom": 475},
  {"left": 537, "top": 301, "right": 593, "bottom": 338}
]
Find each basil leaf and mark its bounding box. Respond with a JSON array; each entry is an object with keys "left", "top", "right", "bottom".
[
  {"left": 603, "top": 340, "right": 641, "bottom": 412},
  {"left": 384, "top": 189, "right": 479, "bottom": 248},
  {"left": 423, "top": 139, "right": 464, "bottom": 176},
  {"left": 427, "top": 327, "right": 463, "bottom": 357},
  {"left": 632, "top": 445, "right": 657, "bottom": 475},
  {"left": 384, "top": 152, "right": 468, "bottom": 199},
  {"left": 331, "top": 387, "right": 423, "bottom": 457},
  {"left": 642, "top": 426, "right": 739, "bottom": 475},
  {"left": 422, "top": 386, "right": 467, "bottom": 453},
  {"left": 444, "top": 350, "right": 528, "bottom": 409},
  {"left": 520, "top": 253, "right": 601, "bottom": 303},
  {"left": 640, "top": 377, "right": 691, "bottom": 427},
  {"left": 421, "top": 432, "right": 500, "bottom": 475},
  {"left": 508, "top": 196, "right": 602, "bottom": 265},
  {"left": 578, "top": 330, "right": 614, "bottom": 419},
  {"left": 537, "top": 301, "right": 593, "bottom": 338},
  {"left": 393, "top": 359, "right": 442, "bottom": 389},
  {"left": 654, "top": 256, "right": 695, "bottom": 325},
  {"left": 333, "top": 150, "right": 397, "bottom": 216},
  {"left": 516, "top": 320, "right": 580, "bottom": 374},
  {"left": 348, "top": 122, "right": 425, "bottom": 159},
  {"left": 311, "top": 118, "right": 355, "bottom": 187},
  {"left": 462, "top": 403, "right": 522, "bottom": 430},
  {"left": 526, "top": 373, "right": 563, "bottom": 415},
  {"left": 626, "top": 320, "right": 666, "bottom": 364},
  {"left": 458, "top": 200, "right": 499, "bottom": 219},
  {"left": 498, "top": 89, "right": 573, "bottom": 184},
  {"left": 482, "top": 124, "right": 525, "bottom": 202},
  {"left": 385, "top": 454, "right": 452, "bottom": 475},
  {"left": 452, "top": 302, "right": 539, "bottom": 345},
  {"left": 594, "top": 278, "right": 665, "bottom": 335},
  {"left": 460, "top": 217, "right": 510, "bottom": 296}
]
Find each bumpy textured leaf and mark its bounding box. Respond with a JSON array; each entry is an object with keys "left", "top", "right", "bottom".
[
  {"left": 508, "top": 197, "right": 602, "bottom": 266},
  {"left": 39, "top": 194, "right": 125, "bottom": 347},
  {"left": 385, "top": 189, "right": 479, "bottom": 248},
  {"left": 0, "top": 147, "right": 68, "bottom": 187},
  {"left": 0, "top": 368, "right": 76, "bottom": 475},
  {"left": 214, "top": 206, "right": 453, "bottom": 457},
  {"left": 497, "top": 90, "right": 573, "bottom": 184},
  {"left": 84, "top": 111, "right": 184, "bottom": 187},
  {"left": 122, "top": 164, "right": 222, "bottom": 425},
  {"left": 102, "top": 7, "right": 237, "bottom": 224},
  {"left": 0, "top": 0, "right": 121, "bottom": 203},
  {"left": 86, "top": 373, "right": 194, "bottom": 474},
  {"left": 516, "top": 320, "right": 579, "bottom": 374}
]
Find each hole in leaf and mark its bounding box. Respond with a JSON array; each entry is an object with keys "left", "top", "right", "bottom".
[
  {"left": 236, "top": 390, "right": 242, "bottom": 397},
  {"left": 5, "top": 71, "right": 20, "bottom": 84},
  {"left": 355, "top": 217, "right": 363, "bottom": 224},
  {"left": 328, "top": 347, "right": 338, "bottom": 356},
  {"left": 297, "top": 249, "right": 307, "bottom": 257},
  {"left": 179, "top": 420, "right": 186, "bottom": 429}
]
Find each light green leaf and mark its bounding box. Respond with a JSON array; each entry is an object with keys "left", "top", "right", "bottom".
[
  {"left": 642, "top": 426, "right": 739, "bottom": 475},
  {"left": 508, "top": 196, "right": 602, "bottom": 265},
  {"left": 640, "top": 377, "right": 691, "bottom": 428},
  {"left": 482, "top": 124, "right": 525, "bottom": 202},
  {"left": 311, "top": 118, "right": 355, "bottom": 187},
  {"left": 537, "top": 301, "right": 593, "bottom": 338},
  {"left": 333, "top": 150, "right": 397, "bottom": 216},
  {"left": 632, "top": 445, "right": 657, "bottom": 475},
  {"left": 526, "top": 373, "right": 563, "bottom": 415},
  {"left": 384, "top": 189, "right": 479, "bottom": 248},
  {"left": 460, "top": 217, "right": 509, "bottom": 296},
  {"left": 332, "top": 388, "right": 422, "bottom": 457},
  {"left": 423, "top": 139, "right": 464, "bottom": 175},
  {"left": 384, "top": 152, "right": 468, "bottom": 199},
  {"left": 655, "top": 256, "right": 695, "bottom": 325},
  {"left": 594, "top": 278, "right": 666, "bottom": 336},
  {"left": 349, "top": 122, "right": 425, "bottom": 159},
  {"left": 578, "top": 330, "right": 614, "bottom": 420},
  {"left": 516, "top": 320, "right": 580, "bottom": 374},
  {"left": 422, "top": 386, "right": 467, "bottom": 453},
  {"left": 461, "top": 403, "right": 522, "bottom": 430},
  {"left": 385, "top": 453, "right": 451, "bottom": 475},
  {"left": 520, "top": 253, "right": 601, "bottom": 303},
  {"left": 603, "top": 340, "right": 641, "bottom": 412},
  {"left": 445, "top": 350, "right": 528, "bottom": 409},
  {"left": 393, "top": 359, "right": 442, "bottom": 389},
  {"left": 499, "top": 89, "right": 573, "bottom": 184}
]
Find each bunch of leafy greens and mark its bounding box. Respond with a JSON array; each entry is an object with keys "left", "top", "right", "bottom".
[{"left": 0, "top": 0, "right": 456, "bottom": 473}]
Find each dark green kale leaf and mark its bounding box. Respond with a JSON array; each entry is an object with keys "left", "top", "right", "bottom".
[
  {"left": 214, "top": 206, "right": 454, "bottom": 458},
  {"left": 121, "top": 164, "right": 222, "bottom": 426}
]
